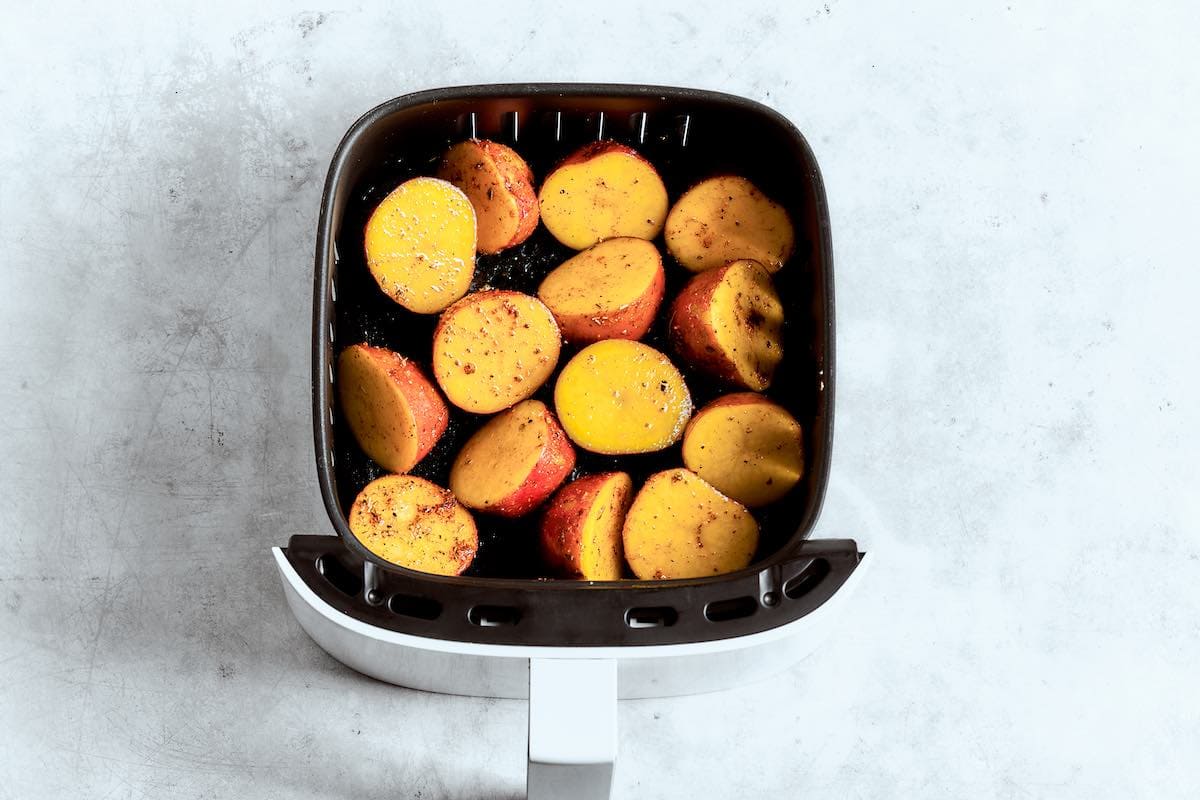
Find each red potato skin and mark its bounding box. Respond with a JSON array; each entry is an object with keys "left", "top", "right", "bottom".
[
  {"left": 553, "top": 140, "right": 650, "bottom": 171},
  {"left": 687, "top": 391, "right": 777, "bottom": 417},
  {"left": 667, "top": 264, "right": 741, "bottom": 384},
  {"left": 487, "top": 408, "right": 577, "bottom": 518},
  {"left": 539, "top": 472, "right": 627, "bottom": 576},
  {"left": 554, "top": 263, "right": 666, "bottom": 343},
  {"left": 478, "top": 140, "right": 539, "bottom": 252},
  {"left": 355, "top": 344, "right": 449, "bottom": 465}
]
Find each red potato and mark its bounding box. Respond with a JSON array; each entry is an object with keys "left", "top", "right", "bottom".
[
  {"left": 538, "top": 141, "right": 669, "bottom": 250},
  {"left": 432, "top": 290, "right": 562, "bottom": 414},
  {"left": 437, "top": 139, "right": 539, "bottom": 254},
  {"left": 337, "top": 344, "right": 448, "bottom": 473},
  {"left": 348, "top": 475, "right": 478, "bottom": 576},
  {"left": 668, "top": 259, "right": 784, "bottom": 391},
  {"left": 540, "top": 472, "right": 633, "bottom": 581},
  {"left": 363, "top": 177, "right": 476, "bottom": 313},
  {"left": 621, "top": 468, "right": 759, "bottom": 580},
  {"left": 681, "top": 393, "right": 804, "bottom": 507},
  {"left": 664, "top": 175, "right": 795, "bottom": 273},
  {"left": 536, "top": 237, "right": 666, "bottom": 343},
  {"left": 449, "top": 400, "right": 575, "bottom": 517}
]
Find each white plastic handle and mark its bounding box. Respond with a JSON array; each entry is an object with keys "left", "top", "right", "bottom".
[{"left": 527, "top": 658, "right": 617, "bottom": 800}]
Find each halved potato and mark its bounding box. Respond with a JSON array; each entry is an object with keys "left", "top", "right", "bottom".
[
  {"left": 337, "top": 344, "right": 448, "bottom": 473},
  {"left": 664, "top": 175, "right": 794, "bottom": 273},
  {"left": 554, "top": 340, "right": 692, "bottom": 455},
  {"left": 432, "top": 290, "right": 561, "bottom": 414},
  {"left": 348, "top": 475, "right": 478, "bottom": 575},
  {"left": 437, "top": 139, "right": 538, "bottom": 254},
  {"left": 682, "top": 393, "right": 804, "bottom": 507},
  {"left": 364, "top": 177, "right": 476, "bottom": 313},
  {"left": 668, "top": 259, "right": 783, "bottom": 391},
  {"left": 536, "top": 237, "right": 665, "bottom": 343},
  {"left": 622, "top": 468, "right": 758, "bottom": 580},
  {"left": 540, "top": 472, "right": 633, "bottom": 580},
  {"left": 449, "top": 400, "right": 575, "bottom": 517},
  {"left": 538, "top": 141, "right": 669, "bottom": 250}
]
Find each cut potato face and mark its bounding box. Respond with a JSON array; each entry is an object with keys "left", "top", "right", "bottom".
[
  {"left": 669, "top": 259, "right": 783, "bottom": 391},
  {"left": 540, "top": 472, "right": 633, "bottom": 581},
  {"left": 432, "top": 290, "right": 561, "bottom": 414},
  {"left": 337, "top": 344, "right": 448, "bottom": 474},
  {"left": 554, "top": 340, "right": 692, "bottom": 455},
  {"left": 682, "top": 393, "right": 804, "bottom": 507},
  {"left": 622, "top": 469, "right": 758, "bottom": 580},
  {"left": 449, "top": 400, "right": 575, "bottom": 517},
  {"left": 538, "top": 142, "right": 669, "bottom": 250},
  {"left": 348, "top": 475, "right": 478, "bottom": 575},
  {"left": 437, "top": 139, "right": 538, "bottom": 254},
  {"left": 665, "top": 175, "right": 795, "bottom": 273},
  {"left": 537, "top": 237, "right": 665, "bottom": 343},
  {"left": 364, "top": 177, "right": 476, "bottom": 313}
]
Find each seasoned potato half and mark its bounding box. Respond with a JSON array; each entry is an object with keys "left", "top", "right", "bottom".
[
  {"left": 682, "top": 393, "right": 804, "bottom": 507},
  {"left": 348, "top": 475, "right": 478, "bottom": 576},
  {"left": 665, "top": 175, "right": 795, "bottom": 273},
  {"left": 537, "top": 237, "right": 665, "bottom": 343},
  {"left": 432, "top": 290, "right": 561, "bottom": 414},
  {"left": 337, "top": 344, "right": 448, "bottom": 474},
  {"left": 538, "top": 141, "right": 669, "bottom": 250},
  {"left": 449, "top": 400, "right": 575, "bottom": 517},
  {"left": 622, "top": 468, "right": 758, "bottom": 580},
  {"left": 669, "top": 259, "right": 783, "bottom": 391},
  {"left": 540, "top": 472, "right": 633, "bottom": 581},
  {"left": 437, "top": 139, "right": 538, "bottom": 254},
  {"left": 554, "top": 340, "right": 692, "bottom": 455},
  {"left": 364, "top": 177, "right": 476, "bottom": 313}
]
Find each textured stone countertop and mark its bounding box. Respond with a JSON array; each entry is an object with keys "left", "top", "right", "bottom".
[{"left": 2, "top": 2, "right": 1196, "bottom": 798}]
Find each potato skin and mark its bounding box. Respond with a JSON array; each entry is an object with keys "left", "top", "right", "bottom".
[
  {"left": 667, "top": 259, "right": 782, "bottom": 391},
  {"left": 540, "top": 472, "right": 632, "bottom": 579},
  {"left": 337, "top": 344, "right": 448, "bottom": 473},
  {"left": 537, "top": 237, "right": 666, "bottom": 343},
  {"left": 449, "top": 400, "right": 576, "bottom": 517},
  {"left": 437, "top": 139, "right": 538, "bottom": 254},
  {"left": 348, "top": 475, "right": 478, "bottom": 576},
  {"left": 682, "top": 392, "right": 804, "bottom": 507}
]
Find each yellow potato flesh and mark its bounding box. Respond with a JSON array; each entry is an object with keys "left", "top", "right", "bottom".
[
  {"left": 364, "top": 177, "right": 476, "bottom": 313},
  {"left": 579, "top": 473, "right": 632, "bottom": 581},
  {"left": 434, "top": 292, "right": 561, "bottom": 414},
  {"left": 348, "top": 475, "right": 477, "bottom": 576},
  {"left": 682, "top": 398, "right": 803, "bottom": 507},
  {"left": 711, "top": 260, "right": 784, "bottom": 391},
  {"left": 622, "top": 469, "right": 758, "bottom": 580},
  {"left": 539, "top": 150, "right": 668, "bottom": 249},
  {"left": 554, "top": 340, "right": 691, "bottom": 455},
  {"left": 449, "top": 400, "right": 551, "bottom": 511},
  {"left": 537, "top": 237, "right": 660, "bottom": 317},
  {"left": 665, "top": 175, "right": 794, "bottom": 273},
  {"left": 337, "top": 346, "right": 418, "bottom": 472}
]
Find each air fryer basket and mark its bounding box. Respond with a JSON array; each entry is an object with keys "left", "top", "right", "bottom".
[{"left": 288, "top": 83, "right": 861, "bottom": 647}]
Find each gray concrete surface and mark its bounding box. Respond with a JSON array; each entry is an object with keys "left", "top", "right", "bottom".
[{"left": 1, "top": 2, "right": 1197, "bottom": 798}]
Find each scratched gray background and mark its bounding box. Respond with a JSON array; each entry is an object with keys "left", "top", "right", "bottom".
[{"left": 2, "top": 2, "right": 1197, "bottom": 798}]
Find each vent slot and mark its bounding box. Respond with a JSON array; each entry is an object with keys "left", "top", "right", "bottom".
[
  {"left": 316, "top": 555, "right": 362, "bottom": 597},
  {"left": 784, "top": 558, "right": 831, "bottom": 600},
  {"left": 388, "top": 593, "right": 441, "bottom": 621},
  {"left": 624, "top": 606, "right": 678, "bottom": 629},
  {"left": 704, "top": 596, "right": 758, "bottom": 623},
  {"left": 468, "top": 605, "right": 521, "bottom": 627}
]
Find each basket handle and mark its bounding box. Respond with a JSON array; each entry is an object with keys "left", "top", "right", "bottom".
[{"left": 527, "top": 658, "right": 617, "bottom": 799}]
